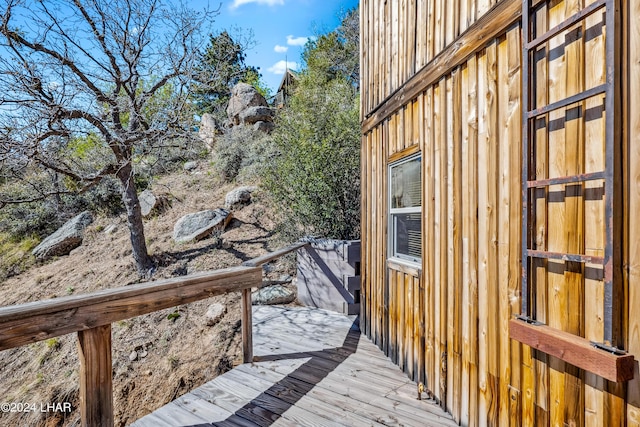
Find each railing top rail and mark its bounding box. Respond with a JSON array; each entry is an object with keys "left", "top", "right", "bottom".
[
  {"left": 0, "top": 265, "right": 262, "bottom": 352},
  {"left": 0, "top": 240, "right": 314, "bottom": 426},
  {"left": 242, "top": 241, "right": 309, "bottom": 267},
  {"left": 0, "top": 266, "right": 250, "bottom": 318},
  {"left": 0, "top": 240, "right": 311, "bottom": 352}
]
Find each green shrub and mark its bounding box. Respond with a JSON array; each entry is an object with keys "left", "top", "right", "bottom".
[
  {"left": 0, "top": 167, "right": 125, "bottom": 242},
  {"left": 212, "top": 126, "right": 274, "bottom": 182},
  {"left": 0, "top": 233, "right": 38, "bottom": 280},
  {"left": 263, "top": 77, "right": 360, "bottom": 240},
  {"left": 0, "top": 174, "right": 64, "bottom": 240},
  {"left": 135, "top": 137, "right": 208, "bottom": 178},
  {"left": 70, "top": 176, "right": 124, "bottom": 217}
]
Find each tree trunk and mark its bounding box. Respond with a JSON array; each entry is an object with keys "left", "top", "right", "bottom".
[{"left": 116, "top": 162, "right": 154, "bottom": 277}]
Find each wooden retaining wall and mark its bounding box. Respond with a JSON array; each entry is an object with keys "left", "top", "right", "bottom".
[{"left": 360, "top": 0, "right": 640, "bottom": 425}]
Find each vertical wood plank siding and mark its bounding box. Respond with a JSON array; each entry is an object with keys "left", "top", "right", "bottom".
[{"left": 360, "top": 0, "right": 640, "bottom": 424}]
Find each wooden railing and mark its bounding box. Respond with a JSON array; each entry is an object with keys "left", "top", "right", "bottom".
[{"left": 0, "top": 241, "right": 309, "bottom": 427}]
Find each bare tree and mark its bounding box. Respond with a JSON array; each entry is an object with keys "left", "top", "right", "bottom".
[{"left": 0, "top": 0, "right": 215, "bottom": 276}]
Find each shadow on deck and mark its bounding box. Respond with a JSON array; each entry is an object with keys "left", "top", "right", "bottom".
[{"left": 131, "top": 306, "right": 456, "bottom": 427}]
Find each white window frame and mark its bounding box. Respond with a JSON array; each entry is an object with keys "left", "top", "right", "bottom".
[{"left": 388, "top": 154, "right": 422, "bottom": 265}]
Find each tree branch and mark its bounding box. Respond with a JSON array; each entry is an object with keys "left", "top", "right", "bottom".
[
  {"left": 0, "top": 7, "right": 110, "bottom": 105},
  {"left": 72, "top": 0, "right": 122, "bottom": 87}
]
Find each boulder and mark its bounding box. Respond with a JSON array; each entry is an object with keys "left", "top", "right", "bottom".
[
  {"left": 32, "top": 211, "right": 93, "bottom": 259},
  {"left": 172, "top": 209, "right": 232, "bottom": 243},
  {"left": 224, "top": 186, "right": 258, "bottom": 209},
  {"left": 253, "top": 120, "right": 275, "bottom": 134},
  {"left": 139, "top": 190, "right": 169, "bottom": 218},
  {"left": 227, "top": 83, "right": 268, "bottom": 126},
  {"left": 240, "top": 106, "right": 274, "bottom": 125},
  {"left": 103, "top": 224, "right": 118, "bottom": 235},
  {"left": 204, "top": 303, "right": 226, "bottom": 326},
  {"left": 252, "top": 284, "right": 296, "bottom": 305},
  {"left": 198, "top": 113, "right": 217, "bottom": 150},
  {"left": 183, "top": 161, "right": 198, "bottom": 172}
]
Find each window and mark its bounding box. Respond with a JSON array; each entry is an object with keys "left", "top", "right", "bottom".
[{"left": 389, "top": 154, "right": 421, "bottom": 264}]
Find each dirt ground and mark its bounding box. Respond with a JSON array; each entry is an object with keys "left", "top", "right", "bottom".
[{"left": 0, "top": 166, "right": 296, "bottom": 426}]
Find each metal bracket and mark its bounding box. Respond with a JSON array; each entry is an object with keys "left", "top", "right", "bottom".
[
  {"left": 590, "top": 341, "right": 628, "bottom": 356},
  {"left": 516, "top": 315, "right": 543, "bottom": 326}
]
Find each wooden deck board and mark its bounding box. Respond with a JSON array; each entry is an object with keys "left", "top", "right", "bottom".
[{"left": 130, "top": 306, "right": 456, "bottom": 427}]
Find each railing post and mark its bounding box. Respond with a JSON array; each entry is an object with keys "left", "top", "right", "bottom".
[
  {"left": 241, "top": 288, "right": 253, "bottom": 363},
  {"left": 77, "top": 324, "right": 113, "bottom": 427}
]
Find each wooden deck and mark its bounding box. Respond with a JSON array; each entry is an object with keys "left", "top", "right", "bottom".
[{"left": 130, "top": 306, "right": 457, "bottom": 427}]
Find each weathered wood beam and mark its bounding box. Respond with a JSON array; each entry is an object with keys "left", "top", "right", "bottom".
[
  {"left": 388, "top": 143, "right": 421, "bottom": 164},
  {"left": 361, "top": 0, "right": 521, "bottom": 134},
  {"left": 241, "top": 288, "right": 253, "bottom": 363},
  {"left": 242, "top": 241, "right": 309, "bottom": 267},
  {"left": 0, "top": 266, "right": 262, "bottom": 351},
  {"left": 78, "top": 324, "right": 113, "bottom": 427},
  {"left": 509, "top": 319, "right": 634, "bottom": 382}
]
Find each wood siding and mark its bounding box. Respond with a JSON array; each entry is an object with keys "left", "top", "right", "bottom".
[
  {"left": 360, "top": 0, "right": 640, "bottom": 424},
  {"left": 361, "top": 0, "right": 497, "bottom": 115}
]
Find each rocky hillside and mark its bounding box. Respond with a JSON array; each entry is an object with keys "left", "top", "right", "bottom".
[{"left": 0, "top": 165, "right": 297, "bottom": 427}]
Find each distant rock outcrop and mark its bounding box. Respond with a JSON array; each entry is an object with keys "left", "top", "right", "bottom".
[
  {"left": 226, "top": 83, "right": 274, "bottom": 133},
  {"left": 32, "top": 211, "right": 93, "bottom": 259},
  {"left": 239, "top": 106, "right": 274, "bottom": 125},
  {"left": 139, "top": 190, "right": 170, "bottom": 218},
  {"left": 198, "top": 113, "right": 217, "bottom": 150},
  {"left": 224, "top": 186, "right": 257, "bottom": 210},
  {"left": 227, "top": 83, "right": 268, "bottom": 126},
  {"left": 253, "top": 121, "right": 275, "bottom": 134},
  {"left": 172, "top": 208, "right": 232, "bottom": 243}
]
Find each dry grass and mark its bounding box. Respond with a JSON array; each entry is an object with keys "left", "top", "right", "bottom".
[{"left": 0, "top": 168, "right": 293, "bottom": 427}]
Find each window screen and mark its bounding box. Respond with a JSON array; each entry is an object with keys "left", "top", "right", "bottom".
[{"left": 389, "top": 155, "right": 421, "bottom": 264}]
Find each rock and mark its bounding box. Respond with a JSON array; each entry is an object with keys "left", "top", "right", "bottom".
[
  {"left": 68, "top": 246, "right": 83, "bottom": 257},
  {"left": 253, "top": 120, "right": 275, "bottom": 134},
  {"left": 227, "top": 83, "right": 268, "bottom": 126},
  {"left": 204, "top": 303, "right": 226, "bottom": 326},
  {"left": 224, "top": 186, "right": 258, "bottom": 209},
  {"left": 171, "top": 264, "right": 189, "bottom": 276},
  {"left": 139, "top": 190, "right": 169, "bottom": 218},
  {"left": 139, "top": 349, "right": 148, "bottom": 358},
  {"left": 183, "top": 161, "right": 198, "bottom": 172},
  {"left": 32, "top": 211, "right": 93, "bottom": 260},
  {"left": 103, "top": 224, "right": 118, "bottom": 235},
  {"left": 240, "top": 106, "right": 274, "bottom": 125},
  {"left": 198, "top": 113, "right": 217, "bottom": 150},
  {"left": 129, "top": 351, "right": 138, "bottom": 362},
  {"left": 252, "top": 285, "right": 296, "bottom": 305},
  {"left": 278, "top": 274, "right": 293, "bottom": 283},
  {"left": 172, "top": 209, "right": 232, "bottom": 243},
  {"left": 139, "top": 190, "right": 156, "bottom": 217},
  {"left": 260, "top": 276, "right": 294, "bottom": 287}
]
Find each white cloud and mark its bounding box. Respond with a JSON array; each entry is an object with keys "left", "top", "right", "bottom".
[
  {"left": 274, "top": 45, "right": 288, "bottom": 53},
  {"left": 268, "top": 60, "right": 299, "bottom": 74},
  {"left": 230, "top": 0, "right": 284, "bottom": 9},
  {"left": 286, "top": 35, "right": 310, "bottom": 46}
]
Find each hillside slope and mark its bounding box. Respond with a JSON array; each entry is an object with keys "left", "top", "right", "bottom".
[{"left": 0, "top": 166, "right": 294, "bottom": 427}]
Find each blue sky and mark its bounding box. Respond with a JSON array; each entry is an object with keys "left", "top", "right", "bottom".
[{"left": 201, "top": 0, "right": 359, "bottom": 93}]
